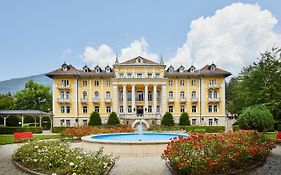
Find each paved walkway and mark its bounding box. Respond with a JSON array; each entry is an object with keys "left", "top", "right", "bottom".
[{"left": 0, "top": 143, "right": 280, "bottom": 175}]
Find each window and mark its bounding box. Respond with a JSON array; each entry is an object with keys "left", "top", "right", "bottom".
[
  {"left": 83, "top": 106, "right": 88, "bottom": 113},
  {"left": 148, "top": 106, "right": 152, "bottom": 113},
  {"left": 157, "top": 106, "right": 160, "bottom": 113},
  {"left": 191, "top": 79, "right": 196, "bottom": 86},
  {"left": 148, "top": 91, "right": 152, "bottom": 101},
  {"left": 65, "top": 91, "right": 70, "bottom": 99},
  {"left": 191, "top": 91, "right": 196, "bottom": 99},
  {"left": 209, "top": 119, "right": 213, "bottom": 126},
  {"left": 94, "top": 106, "right": 99, "bottom": 113},
  {"left": 169, "top": 106, "right": 174, "bottom": 113},
  {"left": 155, "top": 73, "right": 160, "bottom": 78},
  {"left": 66, "top": 120, "right": 70, "bottom": 127},
  {"left": 213, "top": 105, "right": 218, "bottom": 112},
  {"left": 119, "top": 73, "right": 124, "bottom": 78},
  {"left": 61, "top": 80, "right": 69, "bottom": 87},
  {"left": 83, "top": 120, "right": 87, "bottom": 126},
  {"left": 168, "top": 80, "right": 173, "bottom": 86},
  {"left": 94, "top": 80, "right": 99, "bottom": 86},
  {"left": 210, "top": 79, "right": 217, "bottom": 85},
  {"left": 66, "top": 106, "right": 70, "bottom": 113},
  {"left": 180, "top": 105, "right": 185, "bottom": 113},
  {"left": 82, "top": 80, "right": 88, "bottom": 86},
  {"left": 157, "top": 91, "right": 160, "bottom": 101},
  {"left": 180, "top": 91, "right": 185, "bottom": 100},
  {"left": 192, "top": 105, "right": 197, "bottom": 113},
  {"left": 106, "top": 91, "right": 111, "bottom": 99},
  {"left": 213, "top": 91, "right": 218, "bottom": 99},
  {"left": 192, "top": 119, "right": 196, "bottom": 125},
  {"left": 214, "top": 118, "right": 218, "bottom": 125},
  {"left": 127, "top": 91, "right": 132, "bottom": 101},
  {"left": 147, "top": 73, "right": 152, "bottom": 78},
  {"left": 208, "top": 105, "right": 212, "bottom": 112},
  {"left": 136, "top": 73, "right": 142, "bottom": 78},
  {"left": 136, "top": 91, "right": 144, "bottom": 101},
  {"left": 128, "top": 105, "right": 132, "bottom": 113},
  {"left": 208, "top": 90, "right": 212, "bottom": 99},
  {"left": 106, "top": 80, "right": 110, "bottom": 86},
  {"left": 60, "top": 91, "right": 64, "bottom": 99},
  {"left": 168, "top": 91, "right": 174, "bottom": 99},
  {"left": 82, "top": 91, "right": 88, "bottom": 100},
  {"left": 60, "top": 119, "right": 64, "bottom": 126},
  {"left": 106, "top": 106, "right": 111, "bottom": 113},
  {"left": 180, "top": 80, "right": 185, "bottom": 86},
  {"left": 94, "top": 91, "right": 99, "bottom": 99},
  {"left": 120, "top": 106, "right": 123, "bottom": 113},
  {"left": 60, "top": 106, "right": 65, "bottom": 113},
  {"left": 127, "top": 73, "right": 132, "bottom": 78}
]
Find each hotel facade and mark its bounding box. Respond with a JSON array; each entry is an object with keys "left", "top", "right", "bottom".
[{"left": 46, "top": 56, "right": 231, "bottom": 128}]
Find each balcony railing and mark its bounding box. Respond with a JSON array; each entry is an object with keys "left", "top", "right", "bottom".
[
  {"left": 104, "top": 97, "right": 112, "bottom": 103},
  {"left": 180, "top": 97, "right": 187, "bottom": 102},
  {"left": 57, "top": 98, "right": 71, "bottom": 103},
  {"left": 168, "top": 97, "right": 175, "bottom": 102},
  {"left": 208, "top": 84, "right": 220, "bottom": 89},
  {"left": 208, "top": 98, "right": 220, "bottom": 102},
  {"left": 92, "top": 97, "right": 100, "bottom": 103},
  {"left": 56, "top": 84, "right": 71, "bottom": 89},
  {"left": 191, "top": 97, "right": 198, "bottom": 102},
  {"left": 80, "top": 98, "right": 88, "bottom": 103}
]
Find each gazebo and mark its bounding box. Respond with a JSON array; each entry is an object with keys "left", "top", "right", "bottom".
[{"left": 0, "top": 110, "right": 53, "bottom": 130}]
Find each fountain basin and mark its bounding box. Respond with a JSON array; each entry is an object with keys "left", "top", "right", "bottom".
[{"left": 81, "top": 133, "right": 187, "bottom": 157}]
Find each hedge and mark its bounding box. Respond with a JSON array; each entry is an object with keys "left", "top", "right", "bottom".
[
  {"left": 233, "top": 125, "right": 240, "bottom": 131},
  {"left": 52, "top": 127, "right": 71, "bottom": 133},
  {"left": 186, "top": 126, "right": 225, "bottom": 133},
  {"left": 0, "top": 127, "right": 43, "bottom": 134},
  {"left": 274, "top": 121, "right": 281, "bottom": 131}
]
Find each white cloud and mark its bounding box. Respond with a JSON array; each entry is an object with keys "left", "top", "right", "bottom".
[
  {"left": 169, "top": 3, "right": 281, "bottom": 75},
  {"left": 82, "top": 37, "right": 158, "bottom": 68}
]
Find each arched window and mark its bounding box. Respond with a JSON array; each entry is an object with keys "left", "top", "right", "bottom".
[
  {"left": 213, "top": 91, "right": 218, "bottom": 99},
  {"left": 106, "top": 91, "right": 111, "bottom": 99},
  {"left": 169, "top": 91, "right": 174, "bottom": 99},
  {"left": 180, "top": 91, "right": 185, "bottom": 99},
  {"left": 191, "top": 80, "right": 196, "bottom": 86},
  {"left": 65, "top": 91, "right": 70, "bottom": 99},
  {"left": 94, "top": 91, "right": 99, "bottom": 99},
  {"left": 208, "top": 90, "right": 212, "bottom": 99},
  {"left": 191, "top": 91, "right": 196, "bottom": 99},
  {"left": 82, "top": 91, "right": 88, "bottom": 99},
  {"left": 180, "top": 80, "right": 185, "bottom": 86}
]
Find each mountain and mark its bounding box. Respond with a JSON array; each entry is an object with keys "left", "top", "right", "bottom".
[{"left": 0, "top": 74, "right": 52, "bottom": 94}]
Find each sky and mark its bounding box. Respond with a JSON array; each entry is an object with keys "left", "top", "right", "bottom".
[{"left": 0, "top": 0, "right": 281, "bottom": 81}]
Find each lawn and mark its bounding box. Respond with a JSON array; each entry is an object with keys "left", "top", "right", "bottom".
[
  {"left": 0, "top": 134, "right": 61, "bottom": 145},
  {"left": 264, "top": 132, "right": 278, "bottom": 139}
]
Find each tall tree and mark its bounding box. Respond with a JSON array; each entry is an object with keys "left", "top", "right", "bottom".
[
  {"left": 13, "top": 80, "right": 52, "bottom": 112},
  {"left": 0, "top": 92, "right": 14, "bottom": 109},
  {"left": 227, "top": 47, "right": 281, "bottom": 120}
]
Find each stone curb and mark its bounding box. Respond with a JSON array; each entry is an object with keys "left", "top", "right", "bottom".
[
  {"left": 165, "top": 159, "right": 265, "bottom": 175},
  {"left": 13, "top": 160, "right": 114, "bottom": 175}
]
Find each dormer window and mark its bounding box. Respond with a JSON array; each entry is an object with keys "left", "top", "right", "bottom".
[
  {"left": 136, "top": 57, "right": 142, "bottom": 63},
  {"left": 61, "top": 63, "right": 68, "bottom": 71},
  {"left": 210, "top": 63, "right": 216, "bottom": 71},
  {"left": 96, "top": 68, "right": 100, "bottom": 73},
  {"left": 95, "top": 65, "right": 101, "bottom": 73},
  {"left": 189, "top": 65, "right": 195, "bottom": 73},
  {"left": 178, "top": 65, "right": 185, "bottom": 73},
  {"left": 82, "top": 65, "right": 90, "bottom": 72},
  {"left": 168, "top": 66, "right": 174, "bottom": 73},
  {"left": 105, "top": 65, "right": 111, "bottom": 73}
]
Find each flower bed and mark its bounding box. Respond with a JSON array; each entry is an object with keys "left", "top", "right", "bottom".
[
  {"left": 13, "top": 140, "right": 116, "bottom": 175},
  {"left": 162, "top": 131, "right": 276, "bottom": 175},
  {"left": 61, "top": 126, "right": 134, "bottom": 139}
]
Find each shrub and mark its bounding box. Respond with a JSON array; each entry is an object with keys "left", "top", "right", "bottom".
[
  {"left": 194, "top": 128, "right": 206, "bottom": 133},
  {"left": 162, "top": 131, "right": 276, "bottom": 175},
  {"left": 51, "top": 127, "right": 70, "bottom": 133},
  {"left": 274, "top": 121, "right": 281, "bottom": 131},
  {"left": 186, "top": 126, "right": 225, "bottom": 133},
  {"left": 238, "top": 105, "right": 274, "bottom": 132},
  {"left": 89, "top": 112, "right": 102, "bottom": 126},
  {"left": 13, "top": 140, "right": 115, "bottom": 175},
  {"left": 161, "top": 112, "right": 174, "bottom": 126},
  {"left": 0, "top": 127, "right": 43, "bottom": 134},
  {"left": 147, "top": 125, "right": 185, "bottom": 132},
  {"left": 179, "top": 112, "right": 190, "bottom": 126},
  {"left": 233, "top": 125, "right": 240, "bottom": 131},
  {"left": 107, "top": 112, "right": 119, "bottom": 125}
]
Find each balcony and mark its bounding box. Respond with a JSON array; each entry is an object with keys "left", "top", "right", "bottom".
[
  {"left": 168, "top": 97, "right": 175, "bottom": 102},
  {"left": 57, "top": 98, "right": 71, "bottom": 103},
  {"left": 208, "top": 84, "right": 220, "bottom": 89},
  {"left": 104, "top": 97, "right": 112, "bottom": 103},
  {"left": 56, "top": 84, "right": 71, "bottom": 89},
  {"left": 208, "top": 98, "right": 220, "bottom": 102},
  {"left": 191, "top": 97, "right": 198, "bottom": 103},
  {"left": 80, "top": 98, "right": 88, "bottom": 103},
  {"left": 180, "top": 97, "right": 187, "bottom": 103},
  {"left": 92, "top": 97, "right": 100, "bottom": 103}
]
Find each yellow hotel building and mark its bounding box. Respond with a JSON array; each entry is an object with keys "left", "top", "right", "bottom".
[{"left": 46, "top": 56, "right": 231, "bottom": 128}]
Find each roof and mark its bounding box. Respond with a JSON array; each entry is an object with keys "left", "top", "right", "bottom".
[
  {"left": 119, "top": 56, "right": 160, "bottom": 65},
  {"left": 200, "top": 65, "right": 232, "bottom": 77},
  {"left": 0, "top": 110, "right": 51, "bottom": 115},
  {"left": 46, "top": 65, "right": 79, "bottom": 78}
]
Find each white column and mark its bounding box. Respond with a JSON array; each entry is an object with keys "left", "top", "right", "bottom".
[
  {"left": 3, "top": 116, "right": 8, "bottom": 127},
  {"left": 123, "top": 85, "right": 127, "bottom": 115},
  {"left": 113, "top": 85, "right": 119, "bottom": 114},
  {"left": 144, "top": 84, "right": 148, "bottom": 116},
  {"left": 153, "top": 84, "right": 157, "bottom": 114},
  {"left": 161, "top": 84, "right": 167, "bottom": 116},
  {"left": 132, "top": 84, "right": 136, "bottom": 115},
  {"left": 74, "top": 79, "right": 78, "bottom": 116}
]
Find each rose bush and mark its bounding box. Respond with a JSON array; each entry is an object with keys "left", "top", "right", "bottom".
[
  {"left": 13, "top": 140, "right": 116, "bottom": 175},
  {"left": 162, "top": 131, "right": 276, "bottom": 175}
]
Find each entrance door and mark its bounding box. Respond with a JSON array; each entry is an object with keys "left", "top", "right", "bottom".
[{"left": 136, "top": 106, "right": 144, "bottom": 117}]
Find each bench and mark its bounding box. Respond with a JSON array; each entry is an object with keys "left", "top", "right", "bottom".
[{"left": 14, "top": 132, "right": 33, "bottom": 141}]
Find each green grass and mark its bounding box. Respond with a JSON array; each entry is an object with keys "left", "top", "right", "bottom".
[
  {"left": 0, "top": 134, "right": 61, "bottom": 145},
  {"left": 264, "top": 132, "right": 277, "bottom": 139}
]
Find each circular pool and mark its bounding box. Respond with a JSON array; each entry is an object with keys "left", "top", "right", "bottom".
[{"left": 81, "top": 133, "right": 187, "bottom": 157}]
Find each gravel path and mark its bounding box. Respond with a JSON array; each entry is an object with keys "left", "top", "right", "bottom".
[{"left": 0, "top": 143, "right": 280, "bottom": 175}]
